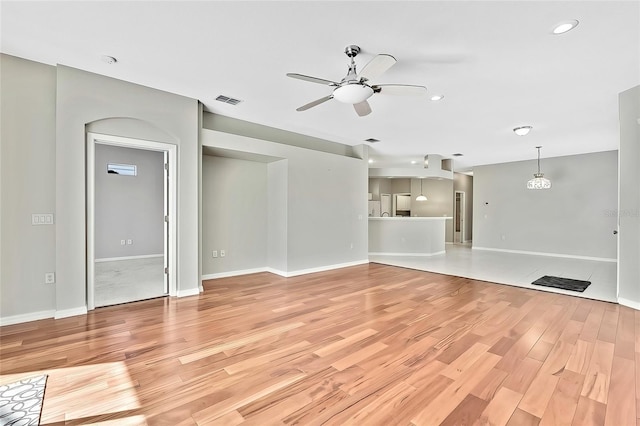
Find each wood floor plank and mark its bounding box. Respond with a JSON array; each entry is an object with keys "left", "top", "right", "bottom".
[
  {"left": 539, "top": 369, "right": 584, "bottom": 426},
  {"left": 572, "top": 396, "right": 606, "bottom": 426},
  {"left": 411, "top": 352, "right": 501, "bottom": 425},
  {"left": 604, "top": 356, "right": 636, "bottom": 426},
  {"left": 580, "top": 340, "right": 615, "bottom": 404},
  {"left": 476, "top": 386, "right": 523, "bottom": 426},
  {"left": 566, "top": 339, "right": 595, "bottom": 374},
  {"left": 518, "top": 373, "right": 560, "bottom": 418},
  {"left": 0, "top": 263, "right": 636, "bottom": 425},
  {"left": 507, "top": 408, "right": 541, "bottom": 426}
]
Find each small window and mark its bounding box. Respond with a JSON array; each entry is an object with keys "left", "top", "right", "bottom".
[{"left": 107, "top": 163, "right": 137, "bottom": 176}]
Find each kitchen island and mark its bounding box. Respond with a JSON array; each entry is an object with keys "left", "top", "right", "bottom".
[{"left": 368, "top": 217, "right": 451, "bottom": 256}]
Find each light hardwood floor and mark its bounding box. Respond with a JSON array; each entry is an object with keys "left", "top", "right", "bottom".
[{"left": 1, "top": 263, "right": 638, "bottom": 425}]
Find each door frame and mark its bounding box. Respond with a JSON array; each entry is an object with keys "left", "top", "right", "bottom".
[
  {"left": 86, "top": 132, "right": 177, "bottom": 310},
  {"left": 454, "top": 190, "right": 466, "bottom": 243}
]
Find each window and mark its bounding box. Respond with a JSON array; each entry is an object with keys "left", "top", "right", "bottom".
[{"left": 107, "top": 163, "right": 137, "bottom": 176}]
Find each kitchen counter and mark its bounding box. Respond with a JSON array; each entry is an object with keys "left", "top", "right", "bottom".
[{"left": 368, "top": 216, "right": 451, "bottom": 256}]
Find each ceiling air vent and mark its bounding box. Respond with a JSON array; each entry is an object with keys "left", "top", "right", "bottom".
[
  {"left": 364, "top": 138, "right": 380, "bottom": 143},
  {"left": 215, "top": 95, "right": 242, "bottom": 105}
]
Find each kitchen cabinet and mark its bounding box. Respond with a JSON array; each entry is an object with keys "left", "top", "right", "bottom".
[{"left": 396, "top": 195, "right": 411, "bottom": 211}]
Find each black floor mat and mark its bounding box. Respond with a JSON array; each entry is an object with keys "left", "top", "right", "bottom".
[{"left": 532, "top": 275, "right": 591, "bottom": 292}]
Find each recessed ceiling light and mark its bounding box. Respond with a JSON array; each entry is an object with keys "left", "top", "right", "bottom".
[
  {"left": 452, "top": 153, "right": 464, "bottom": 157},
  {"left": 430, "top": 95, "right": 444, "bottom": 101},
  {"left": 101, "top": 55, "right": 117, "bottom": 64},
  {"left": 368, "top": 159, "right": 374, "bottom": 164},
  {"left": 552, "top": 20, "right": 579, "bottom": 35},
  {"left": 411, "top": 160, "right": 417, "bottom": 164},
  {"left": 513, "top": 126, "right": 533, "bottom": 136},
  {"left": 365, "top": 138, "right": 380, "bottom": 143}
]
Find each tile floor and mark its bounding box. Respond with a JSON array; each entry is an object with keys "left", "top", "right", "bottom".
[
  {"left": 94, "top": 256, "right": 167, "bottom": 307},
  {"left": 369, "top": 243, "right": 618, "bottom": 303}
]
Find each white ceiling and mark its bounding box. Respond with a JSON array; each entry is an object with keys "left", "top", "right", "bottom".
[{"left": 2, "top": 1, "right": 638, "bottom": 171}]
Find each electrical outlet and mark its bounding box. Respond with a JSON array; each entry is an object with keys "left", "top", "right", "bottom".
[
  {"left": 220, "top": 250, "right": 226, "bottom": 257},
  {"left": 212, "top": 250, "right": 218, "bottom": 258},
  {"left": 45, "top": 272, "right": 55, "bottom": 284},
  {"left": 127, "top": 239, "right": 133, "bottom": 245},
  {"left": 121, "top": 240, "right": 126, "bottom": 245}
]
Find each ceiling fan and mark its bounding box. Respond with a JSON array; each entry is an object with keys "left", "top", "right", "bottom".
[{"left": 286, "top": 45, "right": 427, "bottom": 117}]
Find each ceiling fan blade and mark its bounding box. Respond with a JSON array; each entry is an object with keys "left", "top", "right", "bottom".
[
  {"left": 296, "top": 95, "right": 334, "bottom": 111},
  {"left": 353, "top": 100, "right": 372, "bottom": 117},
  {"left": 286, "top": 73, "right": 338, "bottom": 86},
  {"left": 373, "top": 84, "right": 428, "bottom": 95},
  {"left": 358, "top": 54, "right": 397, "bottom": 81}
]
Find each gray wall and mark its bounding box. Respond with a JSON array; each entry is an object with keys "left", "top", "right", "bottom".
[
  {"left": 454, "top": 173, "right": 474, "bottom": 241},
  {"left": 206, "top": 114, "right": 354, "bottom": 158},
  {"left": 95, "top": 144, "right": 164, "bottom": 259},
  {"left": 410, "top": 178, "right": 454, "bottom": 242},
  {"left": 391, "top": 178, "right": 411, "bottom": 194},
  {"left": 56, "top": 65, "right": 200, "bottom": 313},
  {"left": 202, "top": 155, "right": 268, "bottom": 274},
  {"left": 1, "top": 54, "right": 57, "bottom": 319},
  {"left": 368, "top": 178, "right": 391, "bottom": 201},
  {"left": 268, "top": 160, "right": 288, "bottom": 272},
  {"left": 473, "top": 150, "right": 618, "bottom": 260},
  {"left": 202, "top": 113, "right": 368, "bottom": 274},
  {"left": 618, "top": 86, "right": 640, "bottom": 307}
]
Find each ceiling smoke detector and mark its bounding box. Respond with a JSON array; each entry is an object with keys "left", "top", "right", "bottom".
[{"left": 101, "top": 55, "right": 117, "bottom": 64}]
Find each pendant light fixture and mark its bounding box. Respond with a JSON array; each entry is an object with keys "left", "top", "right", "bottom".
[
  {"left": 527, "top": 146, "right": 551, "bottom": 189},
  {"left": 416, "top": 178, "right": 428, "bottom": 201}
]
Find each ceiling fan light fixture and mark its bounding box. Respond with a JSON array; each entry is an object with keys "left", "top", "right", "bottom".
[
  {"left": 513, "top": 126, "right": 533, "bottom": 136},
  {"left": 333, "top": 83, "right": 374, "bottom": 104}
]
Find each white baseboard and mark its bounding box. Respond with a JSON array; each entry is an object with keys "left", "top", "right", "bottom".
[
  {"left": 176, "top": 287, "right": 201, "bottom": 298},
  {"left": 265, "top": 267, "right": 288, "bottom": 277},
  {"left": 202, "top": 268, "right": 268, "bottom": 281},
  {"left": 281, "top": 259, "right": 369, "bottom": 277},
  {"left": 55, "top": 306, "right": 88, "bottom": 319},
  {"left": 95, "top": 254, "right": 163, "bottom": 263},
  {"left": 202, "top": 260, "right": 370, "bottom": 280},
  {"left": 0, "top": 309, "right": 56, "bottom": 326},
  {"left": 368, "top": 251, "right": 446, "bottom": 257},
  {"left": 618, "top": 297, "right": 640, "bottom": 311},
  {"left": 471, "top": 246, "right": 617, "bottom": 263}
]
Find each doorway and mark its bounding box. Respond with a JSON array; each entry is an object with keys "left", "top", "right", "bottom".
[
  {"left": 454, "top": 191, "right": 465, "bottom": 243},
  {"left": 86, "top": 133, "right": 177, "bottom": 309}
]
